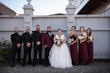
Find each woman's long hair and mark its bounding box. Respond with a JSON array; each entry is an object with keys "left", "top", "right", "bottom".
[{"left": 87, "top": 28, "right": 92, "bottom": 36}]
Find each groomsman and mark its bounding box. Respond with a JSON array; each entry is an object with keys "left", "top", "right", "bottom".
[
  {"left": 32, "top": 25, "right": 42, "bottom": 66},
  {"left": 22, "top": 26, "right": 32, "bottom": 66},
  {"left": 41, "top": 26, "right": 54, "bottom": 67},
  {"left": 11, "top": 27, "right": 22, "bottom": 67}
]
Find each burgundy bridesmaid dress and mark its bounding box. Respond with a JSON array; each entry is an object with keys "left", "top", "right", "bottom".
[
  {"left": 70, "top": 35, "right": 79, "bottom": 65},
  {"left": 79, "top": 36, "right": 89, "bottom": 65},
  {"left": 87, "top": 37, "right": 94, "bottom": 63}
]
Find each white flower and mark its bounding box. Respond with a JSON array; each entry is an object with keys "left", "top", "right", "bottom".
[
  {"left": 88, "top": 36, "right": 92, "bottom": 41},
  {"left": 78, "top": 36, "right": 84, "bottom": 40},
  {"left": 68, "top": 38, "right": 74, "bottom": 44},
  {"left": 55, "top": 39, "right": 63, "bottom": 47}
]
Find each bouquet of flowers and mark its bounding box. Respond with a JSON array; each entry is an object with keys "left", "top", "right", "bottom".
[
  {"left": 68, "top": 37, "right": 74, "bottom": 44},
  {"left": 78, "top": 36, "right": 84, "bottom": 40},
  {"left": 55, "top": 38, "right": 63, "bottom": 47},
  {"left": 88, "top": 36, "right": 92, "bottom": 41}
]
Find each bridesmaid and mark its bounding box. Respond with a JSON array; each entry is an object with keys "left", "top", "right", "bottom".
[
  {"left": 70, "top": 26, "right": 79, "bottom": 65},
  {"left": 87, "top": 28, "right": 94, "bottom": 64},
  {"left": 79, "top": 26, "right": 89, "bottom": 65}
]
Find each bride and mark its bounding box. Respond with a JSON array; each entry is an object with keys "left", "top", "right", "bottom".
[{"left": 49, "top": 29, "right": 73, "bottom": 68}]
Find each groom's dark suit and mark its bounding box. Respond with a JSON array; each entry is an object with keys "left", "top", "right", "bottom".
[{"left": 41, "top": 31, "right": 54, "bottom": 66}]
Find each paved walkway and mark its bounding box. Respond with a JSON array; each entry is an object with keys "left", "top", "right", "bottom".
[{"left": 0, "top": 62, "right": 110, "bottom": 73}]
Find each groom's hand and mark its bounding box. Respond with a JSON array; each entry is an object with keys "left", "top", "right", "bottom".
[
  {"left": 44, "top": 45, "right": 48, "bottom": 48},
  {"left": 27, "top": 42, "right": 31, "bottom": 48},
  {"left": 17, "top": 43, "right": 21, "bottom": 48},
  {"left": 36, "top": 41, "right": 41, "bottom": 45}
]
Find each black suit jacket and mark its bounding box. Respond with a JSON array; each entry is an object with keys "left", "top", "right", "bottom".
[
  {"left": 11, "top": 33, "right": 22, "bottom": 47},
  {"left": 22, "top": 32, "right": 32, "bottom": 43},
  {"left": 32, "top": 31, "right": 42, "bottom": 43},
  {"left": 22, "top": 32, "right": 32, "bottom": 48}
]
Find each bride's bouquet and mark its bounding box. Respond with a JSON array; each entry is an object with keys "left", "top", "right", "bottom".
[
  {"left": 55, "top": 38, "right": 63, "bottom": 47},
  {"left": 88, "top": 36, "right": 92, "bottom": 41},
  {"left": 78, "top": 36, "right": 84, "bottom": 40},
  {"left": 68, "top": 37, "right": 74, "bottom": 44}
]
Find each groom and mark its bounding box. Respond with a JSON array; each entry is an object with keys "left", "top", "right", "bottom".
[{"left": 41, "top": 26, "right": 54, "bottom": 67}]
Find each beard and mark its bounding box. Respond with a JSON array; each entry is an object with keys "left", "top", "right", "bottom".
[{"left": 47, "top": 31, "right": 52, "bottom": 33}]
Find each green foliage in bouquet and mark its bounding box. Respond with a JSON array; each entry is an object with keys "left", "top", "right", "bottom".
[{"left": 0, "top": 38, "right": 12, "bottom": 63}]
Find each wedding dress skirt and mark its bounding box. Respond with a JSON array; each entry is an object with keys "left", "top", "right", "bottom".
[{"left": 49, "top": 43, "right": 73, "bottom": 68}]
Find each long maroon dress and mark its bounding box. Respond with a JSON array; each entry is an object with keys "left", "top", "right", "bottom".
[
  {"left": 79, "top": 35, "right": 89, "bottom": 65},
  {"left": 70, "top": 35, "right": 79, "bottom": 65},
  {"left": 87, "top": 36, "right": 94, "bottom": 63}
]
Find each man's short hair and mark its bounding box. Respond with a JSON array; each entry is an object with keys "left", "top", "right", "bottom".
[
  {"left": 36, "top": 24, "right": 40, "bottom": 27},
  {"left": 47, "top": 26, "right": 51, "bottom": 29}
]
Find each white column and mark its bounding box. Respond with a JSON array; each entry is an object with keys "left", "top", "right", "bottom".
[
  {"left": 66, "top": 4, "right": 76, "bottom": 40},
  {"left": 23, "top": 4, "right": 34, "bottom": 32},
  {"left": 66, "top": 5, "right": 75, "bottom": 30}
]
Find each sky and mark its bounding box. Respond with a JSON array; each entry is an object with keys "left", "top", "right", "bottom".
[{"left": 0, "top": 0, "right": 68, "bottom": 15}]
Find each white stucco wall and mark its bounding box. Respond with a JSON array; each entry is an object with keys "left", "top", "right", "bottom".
[
  {"left": 0, "top": 15, "right": 110, "bottom": 59},
  {"left": 32, "top": 16, "right": 67, "bottom": 31},
  {"left": 0, "top": 16, "right": 23, "bottom": 41}
]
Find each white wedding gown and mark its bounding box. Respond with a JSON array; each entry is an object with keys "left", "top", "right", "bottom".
[{"left": 49, "top": 34, "right": 73, "bottom": 68}]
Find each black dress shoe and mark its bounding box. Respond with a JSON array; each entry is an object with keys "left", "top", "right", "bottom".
[
  {"left": 32, "top": 64, "right": 36, "bottom": 66},
  {"left": 32, "top": 62, "right": 36, "bottom": 66},
  {"left": 17, "top": 62, "right": 20, "bottom": 64},
  {"left": 22, "top": 64, "right": 25, "bottom": 66},
  {"left": 11, "top": 64, "right": 15, "bottom": 67},
  {"left": 39, "top": 62, "right": 42, "bottom": 65},
  {"left": 28, "top": 62, "right": 31, "bottom": 65},
  {"left": 32, "top": 60, "right": 36, "bottom": 66},
  {"left": 48, "top": 63, "right": 50, "bottom": 66},
  {"left": 44, "top": 64, "right": 49, "bottom": 67}
]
